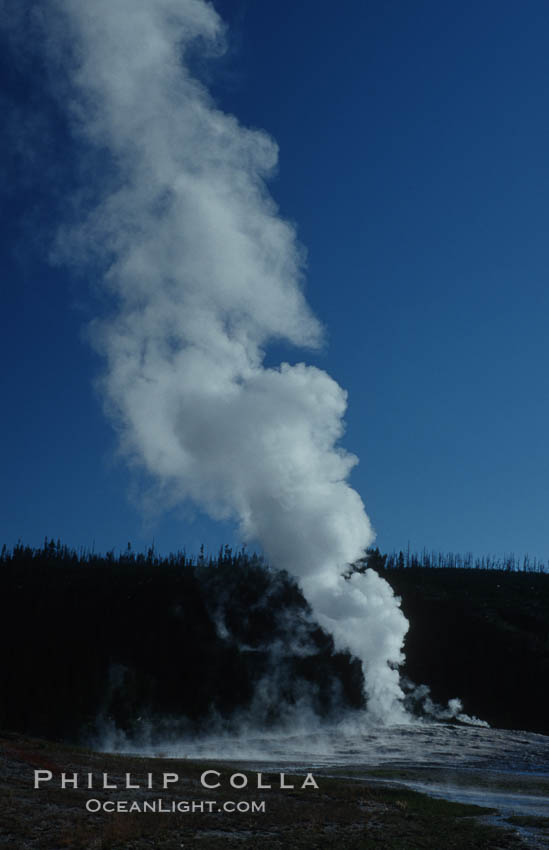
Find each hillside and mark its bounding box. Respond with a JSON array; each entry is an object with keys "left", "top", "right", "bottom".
[
  {"left": 1, "top": 542, "right": 548, "bottom": 740},
  {"left": 383, "top": 566, "right": 549, "bottom": 733},
  {"left": 0, "top": 543, "right": 364, "bottom": 743}
]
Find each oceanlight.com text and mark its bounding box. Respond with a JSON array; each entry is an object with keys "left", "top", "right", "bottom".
[{"left": 85, "top": 798, "right": 266, "bottom": 814}]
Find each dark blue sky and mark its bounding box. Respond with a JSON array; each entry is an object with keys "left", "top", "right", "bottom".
[{"left": 2, "top": 0, "right": 549, "bottom": 560}]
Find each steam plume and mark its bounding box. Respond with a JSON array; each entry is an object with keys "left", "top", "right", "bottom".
[{"left": 43, "top": 0, "right": 408, "bottom": 721}]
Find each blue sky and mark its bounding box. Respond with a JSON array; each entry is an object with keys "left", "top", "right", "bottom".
[{"left": 2, "top": 0, "right": 549, "bottom": 561}]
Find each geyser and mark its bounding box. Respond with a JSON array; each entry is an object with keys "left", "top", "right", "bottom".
[{"left": 42, "top": 0, "right": 408, "bottom": 721}]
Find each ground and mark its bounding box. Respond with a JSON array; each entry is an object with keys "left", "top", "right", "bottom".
[{"left": 0, "top": 731, "right": 538, "bottom": 849}]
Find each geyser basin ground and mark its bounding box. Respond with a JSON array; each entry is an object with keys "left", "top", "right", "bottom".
[
  {"left": 2, "top": 729, "right": 543, "bottom": 850},
  {"left": 185, "top": 723, "right": 549, "bottom": 826},
  {"left": 90, "top": 721, "right": 549, "bottom": 847}
]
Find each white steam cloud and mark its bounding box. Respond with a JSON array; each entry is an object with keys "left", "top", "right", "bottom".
[{"left": 43, "top": 0, "right": 408, "bottom": 721}]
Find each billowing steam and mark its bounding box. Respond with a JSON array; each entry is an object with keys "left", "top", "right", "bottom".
[{"left": 43, "top": 0, "right": 408, "bottom": 721}]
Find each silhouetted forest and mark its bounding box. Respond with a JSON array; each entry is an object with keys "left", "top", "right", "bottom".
[
  {"left": 0, "top": 540, "right": 364, "bottom": 742},
  {"left": 377, "top": 559, "right": 549, "bottom": 735},
  {"left": 1, "top": 540, "right": 548, "bottom": 742},
  {"left": 361, "top": 546, "right": 549, "bottom": 573}
]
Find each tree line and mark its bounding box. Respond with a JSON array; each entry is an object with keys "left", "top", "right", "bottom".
[
  {"left": 2, "top": 539, "right": 548, "bottom": 739},
  {"left": 360, "top": 547, "right": 548, "bottom": 573},
  {"left": 3, "top": 538, "right": 546, "bottom": 574},
  {"left": 0, "top": 539, "right": 364, "bottom": 743}
]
